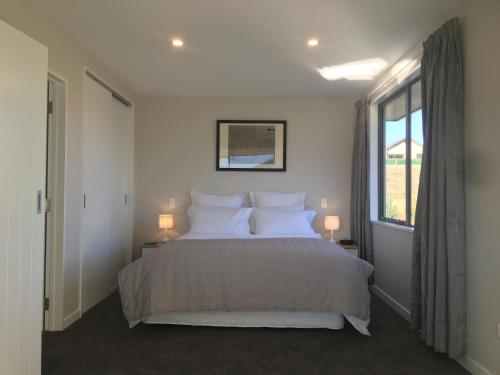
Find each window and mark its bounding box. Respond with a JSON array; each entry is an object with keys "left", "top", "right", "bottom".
[{"left": 378, "top": 78, "right": 423, "bottom": 226}]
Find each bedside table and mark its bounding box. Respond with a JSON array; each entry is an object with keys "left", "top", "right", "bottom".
[
  {"left": 141, "top": 243, "right": 159, "bottom": 257},
  {"left": 336, "top": 242, "right": 360, "bottom": 258}
]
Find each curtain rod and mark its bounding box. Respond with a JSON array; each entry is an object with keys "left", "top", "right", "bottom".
[{"left": 364, "top": 42, "right": 423, "bottom": 102}]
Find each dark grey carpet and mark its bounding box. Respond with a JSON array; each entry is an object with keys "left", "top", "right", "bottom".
[{"left": 42, "top": 293, "right": 468, "bottom": 375}]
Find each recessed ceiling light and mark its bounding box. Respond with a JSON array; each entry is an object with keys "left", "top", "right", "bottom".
[
  {"left": 317, "top": 58, "right": 389, "bottom": 81},
  {"left": 172, "top": 38, "right": 184, "bottom": 47},
  {"left": 307, "top": 39, "right": 319, "bottom": 47}
]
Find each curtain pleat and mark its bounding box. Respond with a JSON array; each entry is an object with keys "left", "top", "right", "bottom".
[
  {"left": 410, "top": 17, "right": 466, "bottom": 359},
  {"left": 350, "top": 100, "right": 373, "bottom": 265}
]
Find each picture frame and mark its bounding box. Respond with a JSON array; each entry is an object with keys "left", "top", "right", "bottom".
[{"left": 216, "top": 120, "right": 287, "bottom": 172}]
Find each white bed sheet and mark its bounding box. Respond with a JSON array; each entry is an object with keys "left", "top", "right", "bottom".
[
  {"left": 137, "top": 311, "right": 345, "bottom": 330},
  {"left": 133, "top": 311, "right": 369, "bottom": 335}
]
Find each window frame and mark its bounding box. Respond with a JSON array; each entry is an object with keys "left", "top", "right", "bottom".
[{"left": 378, "top": 76, "right": 421, "bottom": 227}]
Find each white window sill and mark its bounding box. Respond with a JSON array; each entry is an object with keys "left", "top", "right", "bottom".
[{"left": 371, "top": 220, "right": 414, "bottom": 233}]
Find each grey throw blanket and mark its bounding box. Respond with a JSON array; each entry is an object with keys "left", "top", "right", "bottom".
[{"left": 119, "top": 238, "right": 374, "bottom": 323}]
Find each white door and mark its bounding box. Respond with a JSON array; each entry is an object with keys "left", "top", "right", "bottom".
[
  {"left": 109, "top": 98, "right": 133, "bottom": 281},
  {"left": 0, "top": 19, "right": 48, "bottom": 375},
  {"left": 82, "top": 76, "right": 113, "bottom": 312},
  {"left": 82, "top": 75, "right": 133, "bottom": 314}
]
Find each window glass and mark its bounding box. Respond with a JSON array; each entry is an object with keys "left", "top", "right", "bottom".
[
  {"left": 379, "top": 78, "right": 423, "bottom": 226},
  {"left": 410, "top": 81, "right": 423, "bottom": 225},
  {"left": 383, "top": 92, "right": 407, "bottom": 222}
]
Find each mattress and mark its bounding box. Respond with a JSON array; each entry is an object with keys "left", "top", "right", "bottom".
[
  {"left": 134, "top": 311, "right": 370, "bottom": 334},
  {"left": 138, "top": 311, "right": 345, "bottom": 329}
]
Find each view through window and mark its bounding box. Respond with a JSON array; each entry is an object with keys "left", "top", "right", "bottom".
[{"left": 379, "top": 78, "right": 423, "bottom": 226}]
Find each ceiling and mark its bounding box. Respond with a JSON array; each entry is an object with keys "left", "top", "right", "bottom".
[{"left": 32, "top": 0, "right": 461, "bottom": 96}]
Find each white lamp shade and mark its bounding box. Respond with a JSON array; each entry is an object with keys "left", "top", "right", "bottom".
[
  {"left": 158, "top": 214, "right": 174, "bottom": 229},
  {"left": 325, "top": 216, "right": 340, "bottom": 231}
]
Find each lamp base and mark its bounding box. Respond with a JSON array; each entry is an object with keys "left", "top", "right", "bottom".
[{"left": 161, "top": 229, "right": 170, "bottom": 243}]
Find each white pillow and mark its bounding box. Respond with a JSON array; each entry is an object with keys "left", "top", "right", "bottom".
[
  {"left": 187, "top": 206, "right": 253, "bottom": 236},
  {"left": 249, "top": 191, "right": 306, "bottom": 208},
  {"left": 252, "top": 208, "right": 317, "bottom": 236},
  {"left": 191, "top": 190, "right": 245, "bottom": 208},
  {"left": 249, "top": 206, "right": 313, "bottom": 233}
]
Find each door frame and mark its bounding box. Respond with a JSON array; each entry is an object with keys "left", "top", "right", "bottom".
[{"left": 44, "top": 72, "right": 67, "bottom": 331}]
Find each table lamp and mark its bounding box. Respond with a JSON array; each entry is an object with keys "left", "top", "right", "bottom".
[
  {"left": 324, "top": 216, "right": 340, "bottom": 242},
  {"left": 158, "top": 214, "right": 174, "bottom": 242}
]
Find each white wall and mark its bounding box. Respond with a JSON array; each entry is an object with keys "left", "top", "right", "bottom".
[
  {"left": 459, "top": 0, "right": 500, "bottom": 373},
  {"left": 0, "top": 0, "right": 136, "bottom": 327},
  {"left": 134, "top": 96, "right": 356, "bottom": 257},
  {"left": 371, "top": 223, "right": 413, "bottom": 316},
  {"left": 368, "top": 2, "right": 500, "bottom": 374}
]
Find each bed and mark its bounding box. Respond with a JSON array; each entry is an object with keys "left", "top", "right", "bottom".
[
  {"left": 118, "top": 191, "right": 374, "bottom": 335},
  {"left": 118, "top": 235, "right": 373, "bottom": 334}
]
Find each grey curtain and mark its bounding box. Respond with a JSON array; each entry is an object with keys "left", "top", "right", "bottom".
[
  {"left": 410, "top": 18, "right": 466, "bottom": 359},
  {"left": 350, "top": 100, "right": 373, "bottom": 264}
]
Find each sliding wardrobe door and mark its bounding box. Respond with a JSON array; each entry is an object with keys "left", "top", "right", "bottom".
[
  {"left": 82, "top": 74, "right": 134, "bottom": 313},
  {"left": 121, "top": 101, "right": 134, "bottom": 266},
  {"left": 109, "top": 98, "right": 134, "bottom": 276},
  {"left": 0, "top": 19, "right": 48, "bottom": 375},
  {"left": 82, "top": 76, "right": 114, "bottom": 312}
]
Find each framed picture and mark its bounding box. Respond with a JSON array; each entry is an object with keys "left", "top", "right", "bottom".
[{"left": 216, "top": 120, "right": 287, "bottom": 172}]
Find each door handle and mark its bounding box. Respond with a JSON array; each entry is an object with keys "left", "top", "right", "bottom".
[{"left": 36, "top": 190, "right": 42, "bottom": 214}]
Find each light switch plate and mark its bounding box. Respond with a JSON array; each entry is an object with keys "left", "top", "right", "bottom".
[
  {"left": 320, "top": 198, "right": 328, "bottom": 209},
  {"left": 169, "top": 198, "right": 176, "bottom": 209}
]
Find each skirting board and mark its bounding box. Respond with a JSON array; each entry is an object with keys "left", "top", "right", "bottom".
[
  {"left": 457, "top": 356, "right": 494, "bottom": 375},
  {"left": 370, "top": 286, "right": 493, "bottom": 375},
  {"left": 63, "top": 309, "right": 81, "bottom": 329},
  {"left": 370, "top": 285, "right": 410, "bottom": 321}
]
